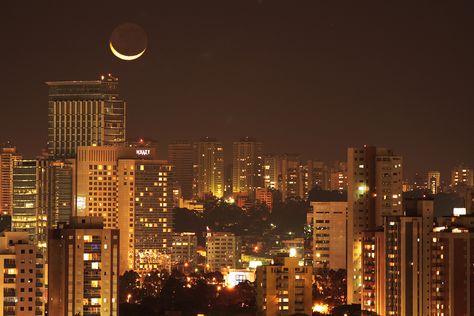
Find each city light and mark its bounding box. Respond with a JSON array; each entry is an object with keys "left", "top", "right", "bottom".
[{"left": 312, "top": 303, "right": 330, "bottom": 314}]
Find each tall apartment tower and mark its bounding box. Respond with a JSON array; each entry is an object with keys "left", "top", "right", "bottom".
[
  {"left": 256, "top": 255, "right": 313, "bottom": 316},
  {"left": 311, "top": 201, "right": 348, "bottom": 270},
  {"left": 0, "top": 142, "right": 22, "bottom": 215},
  {"left": 75, "top": 146, "right": 120, "bottom": 228},
  {"left": 46, "top": 74, "right": 126, "bottom": 159},
  {"left": 429, "top": 224, "right": 474, "bottom": 315},
  {"left": 427, "top": 171, "right": 441, "bottom": 194},
  {"left": 347, "top": 146, "right": 403, "bottom": 304},
  {"left": 0, "top": 231, "right": 45, "bottom": 316},
  {"left": 117, "top": 159, "right": 174, "bottom": 273},
  {"left": 168, "top": 141, "right": 193, "bottom": 199},
  {"left": 48, "top": 217, "right": 120, "bottom": 316},
  {"left": 232, "top": 137, "right": 263, "bottom": 194},
  {"left": 193, "top": 138, "right": 225, "bottom": 198}
]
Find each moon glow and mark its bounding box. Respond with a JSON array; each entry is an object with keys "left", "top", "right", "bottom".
[
  {"left": 110, "top": 42, "right": 145, "bottom": 61},
  {"left": 109, "top": 23, "right": 147, "bottom": 61}
]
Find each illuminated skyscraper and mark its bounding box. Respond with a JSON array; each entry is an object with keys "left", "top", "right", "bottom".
[
  {"left": 232, "top": 137, "right": 263, "bottom": 194},
  {"left": 168, "top": 141, "right": 193, "bottom": 199},
  {"left": 193, "top": 138, "right": 224, "bottom": 198},
  {"left": 12, "top": 160, "right": 48, "bottom": 251},
  {"left": 48, "top": 217, "right": 119, "bottom": 316},
  {"left": 0, "top": 142, "right": 22, "bottom": 215},
  {"left": 427, "top": 170, "right": 441, "bottom": 194},
  {"left": 347, "top": 146, "right": 403, "bottom": 304},
  {"left": 75, "top": 146, "right": 120, "bottom": 228},
  {"left": 46, "top": 74, "right": 126, "bottom": 159},
  {"left": 117, "top": 159, "right": 174, "bottom": 273}
]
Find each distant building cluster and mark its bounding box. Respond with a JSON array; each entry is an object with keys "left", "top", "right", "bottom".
[{"left": 0, "top": 75, "right": 473, "bottom": 315}]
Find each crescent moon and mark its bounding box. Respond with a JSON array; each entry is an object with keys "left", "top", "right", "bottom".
[{"left": 109, "top": 41, "right": 146, "bottom": 61}]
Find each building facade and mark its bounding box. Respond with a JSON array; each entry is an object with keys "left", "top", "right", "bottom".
[
  {"left": 206, "top": 232, "right": 240, "bottom": 272},
  {"left": 117, "top": 159, "right": 174, "bottom": 273},
  {"left": 311, "top": 201, "right": 348, "bottom": 270},
  {"left": 168, "top": 141, "right": 193, "bottom": 199},
  {"left": 256, "top": 255, "right": 313, "bottom": 316},
  {"left": 46, "top": 74, "right": 126, "bottom": 159},
  {"left": 193, "top": 138, "right": 225, "bottom": 198},
  {"left": 48, "top": 217, "right": 119, "bottom": 316},
  {"left": 0, "top": 231, "right": 45, "bottom": 316},
  {"left": 232, "top": 137, "right": 263, "bottom": 194},
  {"left": 347, "top": 146, "right": 403, "bottom": 303}
]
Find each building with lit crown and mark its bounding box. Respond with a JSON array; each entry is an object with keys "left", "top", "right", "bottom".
[{"left": 46, "top": 74, "right": 126, "bottom": 159}]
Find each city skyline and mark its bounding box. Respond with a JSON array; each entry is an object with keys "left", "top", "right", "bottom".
[{"left": 1, "top": 1, "right": 473, "bottom": 180}]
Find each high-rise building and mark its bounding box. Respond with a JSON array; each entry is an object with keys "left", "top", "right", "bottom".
[
  {"left": 117, "top": 158, "right": 174, "bottom": 273},
  {"left": 451, "top": 164, "right": 474, "bottom": 188},
  {"left": 0, "top": 231, "right": 45, "bottom": 316},
  {"left": 46, "top": 74, "right": 126, "bottom": 159},
  {"left": 347, "top": 146, "right": 403, "bottom": 304},
  {"left": 427, "top": 171, "right": 441, "bottom": 194},
  {"left": 12, "top": 160, "right": 48, "bottom": 252},
  {"left": 168, "top": 141, "right": 193, "bottom": 199},
  {"left": 193, "top": 138, "right": 224, "bottom": 198},
  {"left": 205, "top": 232, "right": 240, "bottom": 272},
  {"left": 75, "top": 146, "right": 120, "bottom": 228},
  {"left": 361, "top": 228, "right": 385, "bottom": 315},
  {"left": 256, "top": 255, "right": 313, "bottom": 316},
  {"left": 311, "top": 201, "right": 348, "bottom": 270},
  {"left": 280, "top": 154, "right": 304, "bottom": 199},
  {"left": 0, "top": 142, "right": 22, "bottom": 215},
  {"left": 41, "top": 159, "right": 75, "bottom": 228},
  {"left": 48, "top": 217, "right": 119, "bottom": 316},
  {"left": 74, "top": 144, "right": 173, "bottom": 273},
  {"left": 232, "top": 137, "right": 263, "bottom": 194},
  {"left": 361, "top": 199, "right": 435, "bottom": 316},
  {"left": 171, "top": 232, "right": 198, "bottom": 267},
  {"left": 429, "top": 225, "right": 474, "bottom": 316}
]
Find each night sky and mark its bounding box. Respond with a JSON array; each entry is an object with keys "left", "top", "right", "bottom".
[{"left": 1, "top": 1, "right": 473, "bottom": 181}]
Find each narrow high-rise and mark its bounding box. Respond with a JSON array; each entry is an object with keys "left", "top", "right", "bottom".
[
  {"left": 347, "top": 146, "right": 403, "bottom": 304},
  {"left": 0, "top": 142, "right": 22, "bottom": 215},
  {"left": 427, "top": 171, "right": 441, "bottom": 194},
  {"left": 232, "top": 137, "right": 263, "bottom": 194},
  {"left": 168, "top": 141, "right": 193, "bottom": 199},
  {"left": 46, "top": 74, "right": 126, "bottom": 159},
  {"left": 193, "top": 138, "right": 224, "bottom": 198}
]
